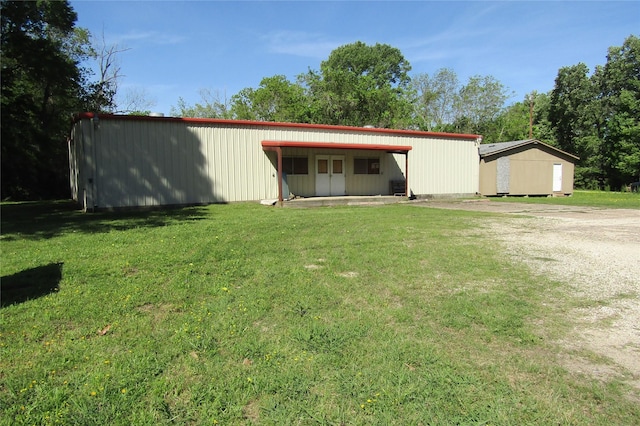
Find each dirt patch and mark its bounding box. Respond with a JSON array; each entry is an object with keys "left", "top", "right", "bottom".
[
  {"left": 420, "top": 200, "right": 640, "bottom": 394},
  {"left": 243, "top": 398, "right": 261, "bottom": 422}
]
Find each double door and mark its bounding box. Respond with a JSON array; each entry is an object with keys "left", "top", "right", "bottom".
[{"left": 315, "top": 155, "right": 345, "bottom": 196}]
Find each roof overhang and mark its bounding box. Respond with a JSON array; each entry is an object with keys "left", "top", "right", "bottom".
[
  {"left": 262, "top": 140, "right": 412, "bottom": 204},
  {"left": 73, "top": 113, "right": 479, "bottom": 140},
  {"left": 261, "top": 140, "right": 412, "bottom": 154}
]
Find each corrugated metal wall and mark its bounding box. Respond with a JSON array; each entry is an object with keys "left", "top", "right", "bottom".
[
  {"left": 70, "top": 117, "right": 480, "bottom": 209},
  {"left": 407, "top": 137, "right": 479, "bottom": 196}
]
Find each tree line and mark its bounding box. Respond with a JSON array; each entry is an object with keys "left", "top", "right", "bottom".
[
  {"left": 2, "top": 0, "right": 638, "bottom": 199},
  {"left": 1, "top": 0, "right": 147, "bottom": 199},
  {"left": 173, "top": 37, "right": 639, "bottom": 191}
]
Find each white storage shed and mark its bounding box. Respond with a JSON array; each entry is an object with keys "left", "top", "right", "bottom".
[{"left": 68, "top": 114, "right": 481, "bottom": 210}]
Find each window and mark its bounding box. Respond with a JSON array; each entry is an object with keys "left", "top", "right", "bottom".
[
  {"left": 332, "top": 159, "right": 343, "bottom": 174},
  {"left": 354, "top": 158, "right": 380, "bottom": 174},
  {"left": 317, "top": 159, "right": 328, "bottom": 174},
  {"left": 282, "top": 157, "right": 308, "bottom": 175}
]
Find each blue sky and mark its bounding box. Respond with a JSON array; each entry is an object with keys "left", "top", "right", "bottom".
[{"left": 71, "top": 1, "right": 639, "bottom": 116}]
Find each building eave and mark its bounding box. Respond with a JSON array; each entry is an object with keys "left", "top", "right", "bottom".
[
  {"left": 73, "top": 112, "right": 480, "bottom": 141},
  {"left": 261, "top": 140, "right": 412, "bottom": 153}
]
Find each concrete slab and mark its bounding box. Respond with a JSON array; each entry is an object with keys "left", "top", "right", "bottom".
[{"left": 282, "top": 195, "right": 408, "bottom": 208}]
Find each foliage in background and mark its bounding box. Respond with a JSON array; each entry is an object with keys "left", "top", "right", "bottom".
[
  {"left": 549, "top": 35, "right": 640, "bottom": 189},
  {"left": 550, "top": 63, "right": 604, "bottom": 187},
  {"left": 599, "top": 35, "right": 640, "bottom": 188},
  {"left": 1, "top": 0, "right": 90, "bottom": 200},
  {"left": 171, "top": 88, "right": 234, "bottom": 119},
  {"left": 301, "top": 41, "right": 414, "bottom": 128},
  {"left": 409, "top": 68, "right": 459, "bottom": 131},
  {"left": 0, "top": 0, "right": 158, "bottom": 201},
  {"left": 231, "top": 75, "right": 309, "bottom": 123},
  {"left": 448, "top": 75, "right": 513, "bottom": 136},
  {"left": 408, "top": 68, "right": 513, "bottom": 138}
]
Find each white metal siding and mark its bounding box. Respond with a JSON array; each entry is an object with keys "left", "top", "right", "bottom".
[
  {"left": 407, "top": 137, "right": 479, "bottom": 196},
  {"left": 276, "top": 149, "right": 404, "bottom": 197},
  {"left": 72, "top": 117, "right": 479, "bottom": 209}
]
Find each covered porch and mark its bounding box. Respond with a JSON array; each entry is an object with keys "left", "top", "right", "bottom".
[{"left": 261, "top": 140, "right": 412, "bottom": 205}]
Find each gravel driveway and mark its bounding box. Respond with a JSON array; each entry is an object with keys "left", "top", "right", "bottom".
[{"left": 421, "top": 200, "right": 640, "bottom": 395}]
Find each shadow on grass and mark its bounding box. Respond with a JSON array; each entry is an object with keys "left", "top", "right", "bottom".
[
  {"left": 0, "top": 200, "right": 211, "bottom": 241},
  {"left": 1, "top": 263, "right": 63, "bottom": 307}
]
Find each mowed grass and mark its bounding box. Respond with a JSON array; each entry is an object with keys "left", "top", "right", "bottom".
[
  {"left": 1, "top": 201, "right": 638, "bottom": 425},
  {"left": 492, "top": 189, "right": 640, "bottom": 209}
]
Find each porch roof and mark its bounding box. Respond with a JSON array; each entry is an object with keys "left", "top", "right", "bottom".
[
  {"left": 261, "top": 140, "right": 412, "bottom": 154},
  {"left": 261, "top": 140, "right": 411, "bottom": 204}
]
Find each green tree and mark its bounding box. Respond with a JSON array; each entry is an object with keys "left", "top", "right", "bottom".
[
  {"left": 230, "top": 75, "right": 309, "bottom": 122},
  {"left": 450, "top": 75, "right": 512, "bottom": 138},
  {"left": 486, "top": 91, "right": 558, "bottom": 144},
  {"left": 530, "top": 92, "right": 557, "bottom": 145},
  {"left": 409, "top": 69, "right": 511, "bottom": 138},
  {"left": 599, "top": 35, "right": 640, "bottom": 188},
  {"left": 1, "top": 0, "right": 91, "bottom": 199},
  {"left": 301, "top": 41, "right": 412, "bottom": 128},
  {"left": 410, "top": 68, "right": 459, "bottom": 131},
  {"left": 170, "top": 89, "right": 233, "bottom": 118},
  {"left": 487, "top": 99, "right": 530, "bottom": 142},
  {"left": 549, "top": 63, "right": 603, "bottom": 188},
  {"left": 82, "top": 32, "right": 130, "bottom": 113}
]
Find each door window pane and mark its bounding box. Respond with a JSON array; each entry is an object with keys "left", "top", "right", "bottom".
[
  {"left": 332, "top": 159, "right": 343, "bottom": 174},
  {"left": 317, "top": 159, "right": 328, "bottom": 174}
]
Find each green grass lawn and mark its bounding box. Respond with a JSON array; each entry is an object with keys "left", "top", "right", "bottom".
[
  {"left": 1, "top": 201, "right": 638, "bottom": 425},
  {"left": 492, "top": 189, "right": 640, "bottom": 209}
]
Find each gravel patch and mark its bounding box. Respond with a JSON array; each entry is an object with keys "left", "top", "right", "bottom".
[{"left": 420, "top": 200, "right": 640, "bottom": 393}]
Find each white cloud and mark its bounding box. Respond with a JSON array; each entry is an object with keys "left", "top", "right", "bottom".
[
  {"left": 106, "top": 30, "right": 187, "bottom": 47},
  {"left": 262, "top": 30, "right": 344, "bottom": 59}
]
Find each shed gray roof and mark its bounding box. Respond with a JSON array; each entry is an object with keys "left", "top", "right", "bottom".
[{"left": 479, "top": 139, "right": 579, "bottom": 160}]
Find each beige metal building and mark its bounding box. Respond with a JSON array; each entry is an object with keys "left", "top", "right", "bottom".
[
  {"left": 479, "top": 140, "right": 578, "bottom": 196},
  {"left": 68, "top": 114, "right": 481, "bottom": 210}
]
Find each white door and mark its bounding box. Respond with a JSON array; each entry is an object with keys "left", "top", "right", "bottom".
[
  {"left": 330, "top": 157, "right": 345, "bottom": 196},
  {"left": 316, "top": 156, "right": 331, "bottom": 196},
  {"left": 553, "top": 163, "right": 563, "bottom": 192},
  {"left": 315, "top": 155, "right": 345, "bottom": 196}
]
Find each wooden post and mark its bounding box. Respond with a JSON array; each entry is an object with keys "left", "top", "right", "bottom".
[
  {"left": 262, "top": 146, "right": 284, "bottom": 206},
  {"left": 405, "top": 151, "right": 409, "bottom": 198},
  {"left": 276, "top": 147, "right": 283, "bottom": 206}
]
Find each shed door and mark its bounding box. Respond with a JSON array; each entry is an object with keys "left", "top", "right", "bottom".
[
  {"left": 553, "top": 163, "right": 563, "bottom": 192},
  {"left": 497, "top": 157, "right": 510, "bottom": 194}
]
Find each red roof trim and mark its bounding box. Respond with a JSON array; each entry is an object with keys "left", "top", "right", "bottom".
[
  {"left": 73, "top": 112, "right": 480, "bottom": 140},
  {"left": 261, "top": 140, "right": 412, "bottom": 152}
]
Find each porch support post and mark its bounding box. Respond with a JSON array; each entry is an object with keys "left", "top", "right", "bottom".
[
  {"left": 405, "top": 151, "right": 409, "bottom": 198},
  {"left": 275, "top": 146, "right": 283, "bottom": 205},
  {"left": 262, "top": 146, "right": 284, "bottom": 206}
]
